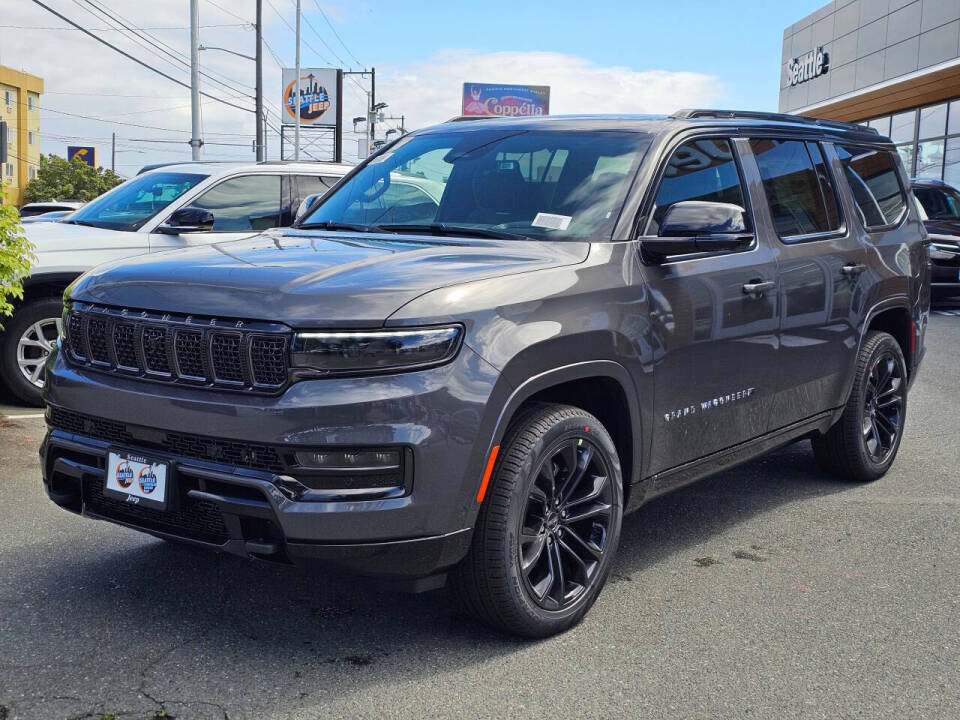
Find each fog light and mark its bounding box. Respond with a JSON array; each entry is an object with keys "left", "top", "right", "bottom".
[{"left": 294, "top": 448, "right": 401, "bottom": 471}]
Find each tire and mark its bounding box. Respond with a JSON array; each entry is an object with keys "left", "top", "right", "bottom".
[
  {"left": 812, "top": 331, "right": 908, "bottom": 482},
  {"left": 0, "top": 297, "right": 64, "bottom": 407},
  {"left": 452, "top": 403, "right": 623, "bottom": 637}
]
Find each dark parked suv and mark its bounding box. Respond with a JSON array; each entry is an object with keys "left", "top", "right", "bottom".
[{"left": 41, "top": 110, "right": 929, "bottom": 636}]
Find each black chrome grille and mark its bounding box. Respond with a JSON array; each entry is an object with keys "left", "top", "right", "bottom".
[
  {"left": 211, "top": 333, "right": 244, "bottom": 382},
  {"left": 88, "top": 317, "right": 110, "bottom": 364},
  {"left": 174, "top": 330, "right": 205, "bottom": 378},
  {"left": 65, "top": 303, "right": 290, "bottom": 392},
  {"left": 251, "top": 337, "right": 287, "bottom": 385},
  {"left": 48, "top": 406, "right": 286, "bottom": 474},
  {"left": 112, "top": 323, "right": 140, "bottom": 370},
  {"left": 142, "top": 326, "right": 171, "bottom": 374}
]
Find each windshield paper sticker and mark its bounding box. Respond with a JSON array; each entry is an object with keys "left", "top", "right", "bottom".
[{"left": 532, "top": 213, "right": 572, "bottom": 231}]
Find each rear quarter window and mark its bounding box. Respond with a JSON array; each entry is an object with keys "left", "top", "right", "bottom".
[{"left": 836, "top": 145, "right": 908, "bottom": 228}]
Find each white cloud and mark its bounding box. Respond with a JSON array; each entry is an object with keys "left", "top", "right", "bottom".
[{"left": 379, "top": 50, "right": 726, "bottom": 130}]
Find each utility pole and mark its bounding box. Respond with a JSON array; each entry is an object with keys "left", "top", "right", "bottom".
[
  {"left": 111, "top": 132, "right": 115, "bottom": 172},
  {"left": 255, "top": 0, "right": 263, "bottom": 161},
  {"left": 189, "top": 0, "right": 201, "bottom": 160},
  {"left": 294, "top": 0, "right": 301, "bottom": 160},
  {"left": 369, "top": 66, "right": 376, "bottom": 156}
]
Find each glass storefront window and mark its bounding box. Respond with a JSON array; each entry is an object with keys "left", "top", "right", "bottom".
[
  {"left": 949, "top": 100, "right": 960, "bottom": 136},
  {"left": 945, "top": 138, "right": 960, "bottom": 188},
  {"left": 868, "top": 116, "right": 891, "bottom": 135},
  {"left": 891, "top": 111, "right": 916, "bottom": 145},
  {"left": 896, "top": 144, "right": 915, "bottom": 176},
  {"left": 916, "top": 140, "right": 945, "bottom": 179},
  {"left": 919, "top": 104, "right": 947, "bottom": 140}
]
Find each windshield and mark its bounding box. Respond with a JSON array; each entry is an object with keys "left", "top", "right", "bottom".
[
  {"left": 302, "top": 129, "right": 652, "bottom": 240},
  {"left": 67, "top": 171, "right": 207, "bottom": 231},
  {"left": 914, "top": 185, "right": 960, "bottom": 220}
]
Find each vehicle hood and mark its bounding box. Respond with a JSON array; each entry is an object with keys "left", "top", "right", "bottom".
[
  {"left": 69, "top": 229, "right": 590, "bottom": 327},
  {"left": 924, "top": 219, "right": 960, "bottom": 238},
  {"left": 24, "top": 220, "right": 137, "bottom": 252}
]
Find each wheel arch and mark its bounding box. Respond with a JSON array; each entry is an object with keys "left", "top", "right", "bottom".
[{"left": 486, "top": 360, "right": 643, "bottom": 507}]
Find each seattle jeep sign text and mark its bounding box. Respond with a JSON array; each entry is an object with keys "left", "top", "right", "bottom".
[{"left": 788, "top": 47, "right": 829, "bottom": 86}]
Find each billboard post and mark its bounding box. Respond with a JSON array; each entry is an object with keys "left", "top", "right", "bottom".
[{"left": 461, "top": 83, "right": 550, "bottom": 117}]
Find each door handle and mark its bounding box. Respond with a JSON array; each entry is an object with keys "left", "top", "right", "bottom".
[
  {"left": 841, "top": 263, "right": 867, "bottom": 276},
  {"left": 742, "top": 280, "right": 776, "bottom": 297}
]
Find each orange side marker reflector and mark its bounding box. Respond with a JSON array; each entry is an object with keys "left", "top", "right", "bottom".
[{"left": 476, "top": 445, "right": 500, "bottom": 503}]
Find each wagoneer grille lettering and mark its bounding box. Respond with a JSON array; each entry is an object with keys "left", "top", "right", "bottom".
[{"left": 64, "top": 303, "right": 291, "bottom": 393}]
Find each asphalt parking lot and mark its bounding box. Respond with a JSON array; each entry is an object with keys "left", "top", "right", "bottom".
[{"left": 1, "top": 310, "right": 959, "bottom": 720}]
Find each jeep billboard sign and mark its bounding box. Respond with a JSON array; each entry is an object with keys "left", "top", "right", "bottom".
[{"left": 788, "top": 47, "right": 829, "bottom": 86}]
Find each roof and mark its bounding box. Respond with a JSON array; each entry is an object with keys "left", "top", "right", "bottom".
[
  {"left": 137, "top": 160, "right": 355, "bottom": 176},
  {"left": 425, "top": 109, "right": 887, "bottom": 143},
  {"left": 910, "top": 177, "right": 955, "bottom": 189}
]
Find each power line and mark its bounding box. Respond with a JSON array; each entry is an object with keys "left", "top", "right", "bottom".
[
  {"left": 76, "top": 0, "right": 257, "bottom": 98},
  {"left": 293, "top": 0, "right": 347, "bottom": 68},
  {"left": 0, "top": 23, "right": 248, "bottom": 30},
  {"left": 202, "top": 0, "right": 252, "bottom": 25},
  {"left": 264, "top": 0, "right": 334, "bottom": 66},
  {"left": 29, "top": 0, "right": 255, "bottom": 115},
  {"left": 310, "top": 0, "right": 362, "bottom": 68}
]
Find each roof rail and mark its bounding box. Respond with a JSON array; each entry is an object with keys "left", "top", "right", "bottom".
[{"left": 670, "top": 109, "right": 879, "bottom": 135}]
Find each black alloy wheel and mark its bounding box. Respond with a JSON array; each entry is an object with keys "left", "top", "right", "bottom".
[
  {"left": 861, "top": 351, "right": 904, "bottom": 464},
  {"left": 518, "top": 436, "right": 614, "bottom": 611},
  {"left": 812, "top": 330, "right": 908, "bottom": 482},
  {"left": 452, "top": 403, "right": 623, "bottom": 637}
]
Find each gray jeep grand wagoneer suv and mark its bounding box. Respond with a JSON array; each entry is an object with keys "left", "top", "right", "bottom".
[{"left": 42, "top": 111, "right": 929, "bottom": 636}]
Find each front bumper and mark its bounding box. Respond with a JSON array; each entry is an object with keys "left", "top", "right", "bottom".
[{"left": 40, "top": 343, "right": 506, "bottom": 578}]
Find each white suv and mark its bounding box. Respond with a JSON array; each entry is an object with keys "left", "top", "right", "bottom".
[{"left": 3, "top": 160, "right": 352, "bottom": 405}]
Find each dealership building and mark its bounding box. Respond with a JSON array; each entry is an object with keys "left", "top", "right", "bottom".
[{"left": 781, "top": 0, "right": 960, "bottom": 185}]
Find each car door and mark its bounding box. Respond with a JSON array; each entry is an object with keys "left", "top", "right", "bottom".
[
  {"left": 743, "top": 137, "right": 869, "bottom": 430},
  {"left": 149, "top": 173, "right": 286, "bottom": 251},
  {"left": 639, "top": 136, "right": 780, "bottom": 474}
]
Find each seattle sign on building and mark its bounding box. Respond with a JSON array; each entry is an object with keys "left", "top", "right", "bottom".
[{"left": 788, "top": 47, "right": 829, "bottom": 86}]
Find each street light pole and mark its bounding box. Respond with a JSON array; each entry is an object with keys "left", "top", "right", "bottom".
[
  {"left": 255, "top": 0, "right": 263, "bottom": 162},
  {"left": 294, "top": 0, "right": 301, "bottom": 161},
  {"left": 189, "top": 0, "right": 202, "bottom": 160}
]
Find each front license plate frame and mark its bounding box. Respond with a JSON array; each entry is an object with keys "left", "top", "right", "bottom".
[{"left": 105, "top": 451, "right": 171, "bottom": 511}]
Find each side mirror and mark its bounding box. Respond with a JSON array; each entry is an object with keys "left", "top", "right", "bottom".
[
  {"left": 642, "top": 201, "right": 753, "bottom": 260},
  {"left": 294, "top": 193, "right": 322, "bottom": 224},
  {"left": 157, "top": 206, "right": 215, "bottom": 234}
]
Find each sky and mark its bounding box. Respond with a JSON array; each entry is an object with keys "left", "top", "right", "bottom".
[{"left": 0, "top": 0, "right": 828, "bottom": 175}]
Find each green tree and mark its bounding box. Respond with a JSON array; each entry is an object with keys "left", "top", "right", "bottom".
[
  {"left": 0, "top": 184, "right": 36, "bottom": 329},
  {"left": 23, "top": 154, "right": 123, "bottom": 204}
]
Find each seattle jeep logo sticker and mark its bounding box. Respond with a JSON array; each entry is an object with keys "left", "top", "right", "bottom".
[
  {"left": 115, "top": 462, "right": 134, "bottom": 489},
  {"left": 138, "top": 466, "right": 158, "bottom": 494}
]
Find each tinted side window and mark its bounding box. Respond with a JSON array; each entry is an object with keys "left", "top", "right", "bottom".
[
  {"left": 836, "top": 145, "right": 907, "bottom": 228},
  {"left": 750, "top": 139, "right": 841, "bottom": 239},
  {"left": 647, "top": 138, "right": 747, "bottom": 235},
  {"left": 191, "top": 174, "right": 282, "bottom": 232},
  {"left": 297, "top": 175, "right": 340, "bottom": 203},
  {"left": 913, "top": 187, "right": 960, "bottom": 220}
]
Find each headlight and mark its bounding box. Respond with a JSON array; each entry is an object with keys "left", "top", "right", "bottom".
[{"left": 291, "top": 325, "right": 463, "bottom": 374}]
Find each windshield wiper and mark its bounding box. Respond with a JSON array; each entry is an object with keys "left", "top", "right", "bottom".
[
  {"left": 378, "top": 223, "right": 533, "bottom": 241},
  {"left": 63, "top": 219, "right": 100, "bottom": 227},
  {"left": 296, "top": 221, "right": 386, "bottom": 233}
]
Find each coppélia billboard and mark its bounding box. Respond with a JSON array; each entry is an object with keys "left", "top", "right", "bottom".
[
  {"left": 461, "top": 83, "right": 550, "bottom": 117},
  {"left": 282, "top": 68, "right": 339, "bottom": 127}
]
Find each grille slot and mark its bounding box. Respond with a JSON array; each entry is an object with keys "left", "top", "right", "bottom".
[
  {"left": 142, "top": 326, "right": 170, "bottom": 374},
  {"left": 250, "top": 336, "right": 288, "bottom": 386},
  {"left": 113, "top": 324, "right": 140, "bottom": 370},
  {"left": 175, "top": 330, "right": 206, "bottom": 379},
  {"left": 64, "top": 305, "right": 290, "bottom": 393},
  {"left": 87, "top": 317, "right": 110, "bottom": 364},
  {"left": 68, "top": 313, "right": 86, "bottom": 359},
  {"left": 211, "top": 333, "right": 244, "bottom": 382}
]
